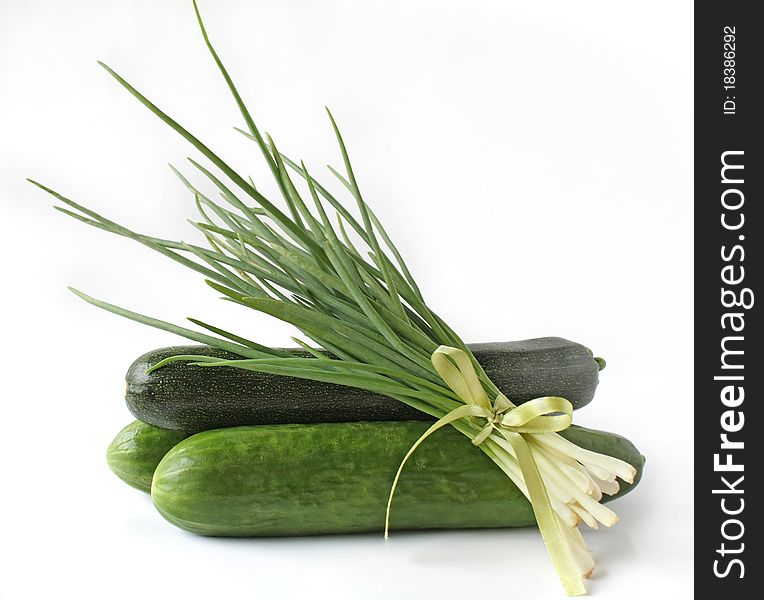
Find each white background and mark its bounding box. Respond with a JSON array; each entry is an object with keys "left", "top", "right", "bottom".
[{"left": 0, "top": 1, "right": 692, "bottom": 598}]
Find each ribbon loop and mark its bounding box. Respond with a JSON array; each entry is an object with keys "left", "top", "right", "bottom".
[
  {"left": 499, "top": 395, "right": 573, "bottom": 433},
  {"left": 431, "top": 345, "right": 492, "bottom": 410}
]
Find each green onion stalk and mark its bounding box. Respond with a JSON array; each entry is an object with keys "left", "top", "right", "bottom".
[{"left": 31, "top": 1, "right": 636, "bottom": 595}]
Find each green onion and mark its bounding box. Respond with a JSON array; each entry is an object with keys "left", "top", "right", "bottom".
[{"left": 31, "top": 1, "right": 636, "bottom": 594}]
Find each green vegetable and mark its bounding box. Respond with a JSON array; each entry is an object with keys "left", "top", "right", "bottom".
[
  {"left": 152, "top": 421, "right": 644, "bottom": 537},
  {"left": 106, "top": 421, "right": 189, "bottom": 493},
  {"left": 127, "top": 338, "right": 603, "bottom": 432},
  {"left": 32, "top": 1, "right": 641, "bottom": 590}
]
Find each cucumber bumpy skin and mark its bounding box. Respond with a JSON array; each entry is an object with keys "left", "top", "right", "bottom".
[
  {"left": 107, "top": 421, "right": 189, "bottom": 493},
  {"left": 151, "top": 421, "right": 644, "bottom": 537},
  {"left": 127, "top": 337, "right": 604, "bottom": 433}
]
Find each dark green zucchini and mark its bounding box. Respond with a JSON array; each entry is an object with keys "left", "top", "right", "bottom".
[
  {"left": 152, "top": 421, "right": 643, "bottom": 537},
  {"left": 127, "top": 337, "right": 603, "bottom": 432},
  {"left": 106, "top": 420, "right": 189, "bottom": 493}
]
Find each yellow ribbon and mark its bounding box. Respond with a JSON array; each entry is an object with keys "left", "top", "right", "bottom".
[{"left": 385, "top": 345, "right": 585, "bottom": 596}]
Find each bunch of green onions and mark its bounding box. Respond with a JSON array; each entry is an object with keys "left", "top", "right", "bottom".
[{"left": 31, "top": 2, "right": 636, "bottom": 595}]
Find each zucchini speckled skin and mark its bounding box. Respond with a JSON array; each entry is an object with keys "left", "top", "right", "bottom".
[
  {"left": 127, "top": 337, "right": 603, "bottom": 432},
  {"left": 106, "top": 421, "right": 189, "bottom": 493},
  {"left": 151, "top": 421, "right": 643, "bottom": 537}
]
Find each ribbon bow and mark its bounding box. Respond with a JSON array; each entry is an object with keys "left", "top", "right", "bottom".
[
  {"left": 431, "top": 344, "right": 573, "bottom": 444},
  {"left": 385, "top": 345, "right": 584, "bottom": 595}
]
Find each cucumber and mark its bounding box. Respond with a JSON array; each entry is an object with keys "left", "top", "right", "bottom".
[
  {"left": 106, "top": 420, "right": 189, "bottom": 493},
  {"left": 152, "top": 421, "right": 643, "bottom": 536},
  {"left": 128, "top": 337, "right": 603, "bottom": 433}
]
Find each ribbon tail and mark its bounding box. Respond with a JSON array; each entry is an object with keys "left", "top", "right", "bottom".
[
  {"left": 384, "top": 403, "right": 489, "bottom": 539},
  {"left": 502, "top": 431, "right": 587, "bottom": 596}
]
